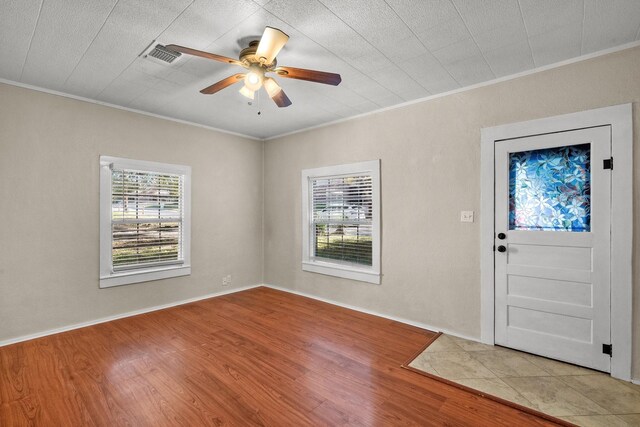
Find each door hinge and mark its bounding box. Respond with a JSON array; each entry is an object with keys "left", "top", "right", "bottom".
[
  {"left": 602, "top": 343, "right": 612, "bottom": 356},
  {"left": 492, "top": 245, "right": 495, "bottom": 252},
  {"left": 603, "top": 157, "right": 613, "bottom": 170}
]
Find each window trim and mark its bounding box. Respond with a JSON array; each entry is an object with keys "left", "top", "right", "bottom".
[
  {"left": 301, "top": 160, "right": 381, "bottom": 284},
  {"left": 99, "top": 156, "right": 191, "bottom": 288}
]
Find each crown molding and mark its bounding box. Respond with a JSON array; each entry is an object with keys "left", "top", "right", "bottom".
[
  {"left": 0, "top": 77, "right": 262, "bottom": 141},
  {"left": 265, "top": 40, "right": 640, "bottom": 141}
]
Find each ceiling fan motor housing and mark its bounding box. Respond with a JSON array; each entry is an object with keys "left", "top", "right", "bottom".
[{"left": 240, "top": 40, "right": 277, "bottom": 69}]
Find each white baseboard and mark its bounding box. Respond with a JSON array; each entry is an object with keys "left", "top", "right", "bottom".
[
  {"left": 0, "top": 283, "right": 478, "bottom": 349},
  {"left": 6, "top": 283, "right": 637, "bottom": 386},
  {"left": 262, "top": 283, "right": 480, "bottom": 343},
  {"left": 263, "top": 284, "right": 640, "bottom": 384},
  {"left": 0, "top": 284, "right": 261, "bottom": 347}
]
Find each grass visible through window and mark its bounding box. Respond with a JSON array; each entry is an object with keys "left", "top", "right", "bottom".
[{"left": 314, "top": 227, "right": 372, "bottom": 266}]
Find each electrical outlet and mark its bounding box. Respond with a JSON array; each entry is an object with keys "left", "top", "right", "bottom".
[
  {"left": 460, "top": 211, "right": 474, "bottom": 223},
  {"left": 222, "top": 274, "right": 231, "bottom": 287}
]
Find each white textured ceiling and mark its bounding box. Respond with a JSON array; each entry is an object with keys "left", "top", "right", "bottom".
[{"left": 1, "top": 0, "right": 639, "bottom": 139}]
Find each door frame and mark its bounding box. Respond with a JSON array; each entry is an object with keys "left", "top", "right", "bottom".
[{"left": 480, "top": 104, "right": 633, "bottom": 380}]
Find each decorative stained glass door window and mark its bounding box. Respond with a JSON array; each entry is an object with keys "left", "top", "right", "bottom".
[{"left": 509, "top": 143, "right": 591, "bottom": 232}]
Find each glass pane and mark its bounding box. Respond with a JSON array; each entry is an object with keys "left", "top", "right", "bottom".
[
  {"left": 314, "top": 223, "right": 372, "bottom": 266},
  {"left": 312, "top": 175, "right": 373, "bottom": 266},
  {"left": 509, "top": 143, "right": 590, "bottom": 232},
  {"left": 111, "top": 170, "right": 182, "bottom": 221},
  {"left": 111, "top": 168, "right": 183, "bottom": 269},
  {"left": 112, "top": 222, "right": 181, "bottom": 267}
]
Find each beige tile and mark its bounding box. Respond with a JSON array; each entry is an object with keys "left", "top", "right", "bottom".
[
  {"left": 470, "top": 350, "right": 550, "bottom": 378},
  {"left": 455, "top": 377, "right": 534, "bottom": 408},
  {"left": 408, "top": 353, "right": 438, "bottom": 375},
  {"left": 446, "top": 335, "right": 498, "bottom": 352},
  {"left": 502, "top": 376, "right": 609, "bottom": 417},
  {"left": 409, "top": 334, "right": 640, "bottom": 422},
  {"left": 423, "top": 334, "right": 465, "bottom": 353},
  {"left": 421, "top": 351, "right": 496, "bottom": 380},
  {"left": 561, "top": 415, "right": 630, "bottom": 427},
  {"left": 559, "top": 375, "right": 640, "bottom": 415},
  {"left": 520, "top": 353, "right": 596, "bottom": 376},
  {"left": 617, "top": 414, "right": 640, "bottom": 425}
]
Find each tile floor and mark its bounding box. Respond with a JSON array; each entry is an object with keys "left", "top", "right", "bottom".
[{"left": 408, "top": 334, "right": 640, "bottom": 426}]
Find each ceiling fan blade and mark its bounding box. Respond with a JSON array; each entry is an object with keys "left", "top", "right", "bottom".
[
  {"left": 271, "top": 88, "right": 292, "bottom": 108},
  {"left": 165, "top": 44, "right": 242, "bottom": 66},
  {"left": 200, "top": 73, "right": 245, "bottom": 95},
  {"left": 255, "top": 27, "right": 289, "bottom": 64},
  {"left": 275, "top": 66, "right": 341, "bottom": 86}
]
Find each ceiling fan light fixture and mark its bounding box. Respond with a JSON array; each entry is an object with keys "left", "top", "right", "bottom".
[
  {"left": 263, "top": 77, "right": 282, "bottom": 98},
  {"left": 244, "top": 65, "right": 264, "bottom": 91},
  {"left": 239, "top": 85, "right": 255, "bottom": 99},
  {"left": 256, "top": 27, "right": 289, "bottom": 64}
]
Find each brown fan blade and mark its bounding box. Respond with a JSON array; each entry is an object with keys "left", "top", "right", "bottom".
[
  {"left": 271, "top": 88, "right": 292, "bottom": 108},
  {"left": 256, "top": 27, "right": 289, "bottom": 65},
  {"left": 275, "top": 66, "right": 341, "bottom": 86},
  {"left": 166, "top": 44, "right": 242, "bottom": 66},
  {"left": 200, "top": 73, "right": 245, "bottom": 95}
]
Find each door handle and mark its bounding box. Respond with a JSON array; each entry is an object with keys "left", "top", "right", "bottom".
[
  {"left": 497, "top": 233, "right": 506, "bottom": 240},
  {"left": 497, "top": 245, "right": 507, "bottom": 253}
]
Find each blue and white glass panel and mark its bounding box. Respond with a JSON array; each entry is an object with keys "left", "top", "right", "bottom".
[{"left": 509, "top": 144, "right": 591, "bottom": 232}]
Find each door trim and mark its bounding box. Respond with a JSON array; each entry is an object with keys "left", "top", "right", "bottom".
[{"left": 480, "top": 104, "right": 633, "bottom": 381}]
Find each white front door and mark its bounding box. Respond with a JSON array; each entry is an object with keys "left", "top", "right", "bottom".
[{"left": 494, "top": 126, "right": 611, "bottom": 372}]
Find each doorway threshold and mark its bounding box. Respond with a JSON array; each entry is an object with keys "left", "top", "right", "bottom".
[{"left": 403, "top": 333, "right": 640, "bottom": 426}]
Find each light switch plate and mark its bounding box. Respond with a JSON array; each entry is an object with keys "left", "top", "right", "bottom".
[{"left": 461, "top": 211, "right": 474, "bottom": 223}]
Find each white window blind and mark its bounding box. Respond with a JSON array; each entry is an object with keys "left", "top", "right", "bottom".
[
  {"left": 100, "top": 156, "right": 191, "bottom": 288},
  {"left": 110, "top": 167, "right": 184, "bottom": 271},
  {"left": 303, "top": 160, "right": 380, "bottom": 284},
  {"left": 312, "top": 175, "right": 373, "bottom": 266}
]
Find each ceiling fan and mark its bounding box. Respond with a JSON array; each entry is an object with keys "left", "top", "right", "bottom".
[{"left": 167, "top": 27, "right": 341, "bottom": 108}]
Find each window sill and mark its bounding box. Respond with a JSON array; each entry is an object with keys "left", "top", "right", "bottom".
[
  {"left": 302, "top": 261, "right": 380, "bottom": 284},
  {"left": 99, "top": 265, "right": 191, "bottom": 288}
]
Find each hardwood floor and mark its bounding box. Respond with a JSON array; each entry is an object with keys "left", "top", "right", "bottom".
[{"left": 0, "top": 287, "right": 564, "bottom": 426}]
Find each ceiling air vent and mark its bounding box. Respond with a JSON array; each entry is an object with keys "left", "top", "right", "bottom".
[{"left": 142, "top": 42, "right": 181, "bottom": 65}]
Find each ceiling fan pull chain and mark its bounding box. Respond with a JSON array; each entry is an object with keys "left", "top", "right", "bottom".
[{"left": 257, "top": 88, "right": 262, "bottom": 116}]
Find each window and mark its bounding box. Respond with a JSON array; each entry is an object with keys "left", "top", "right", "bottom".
[
  {"left": 509, "top": 144, "right": 591, "bottom": 232},
  {"left": 302, "top": 160, "right": 380, "bottom": 284},
  {"left": 99, "top": 156, "right": 191, "bottom": 288}
]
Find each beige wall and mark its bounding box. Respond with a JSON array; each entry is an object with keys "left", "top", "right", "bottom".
[
  {"left": 1, "top": 46, "right": 638, "bottom": 379},
  {"left": 0, "top": 83, "right": 264, "bottom": 342},
  {"left": 264, "top": 46, "right": 640, "bottom": 378}
]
